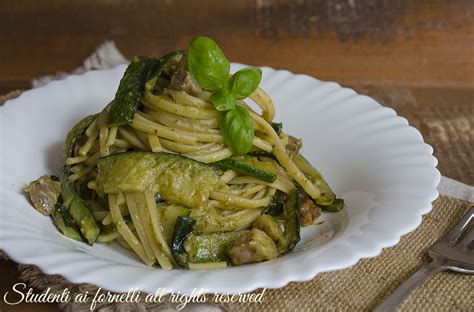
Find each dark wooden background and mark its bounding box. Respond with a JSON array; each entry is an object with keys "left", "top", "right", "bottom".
[
  {"left": 1, "top": 0, "right": 473, "bottom": 92},
  {"left": 0, "top": 1, "right": 473, "bottom": 311}
]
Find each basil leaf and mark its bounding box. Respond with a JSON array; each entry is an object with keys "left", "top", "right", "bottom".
[
  {"left": 211, "top": 88, "right": 236, "bottom": 111},
  {"left": 220, "top": 105, "right": 254, "bottom": 155},
  {"left": 228, "top": 68, "right": 262, "bottom": 100},
  {"left": 188, "top": 36, "right": 230, "bottom": 91}
]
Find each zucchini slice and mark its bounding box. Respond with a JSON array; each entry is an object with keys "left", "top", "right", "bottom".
[
  {"left": 277, "top": 189, "right": 300, "bottom": 255},
  {"left": 107, "top": 56, "right": 159, "bottom": 125},
  {"left": 95, "top": 151, "right": 219, "bottom": 208},
  {"left": 171, "top": 215, "right": 196, "bottom": 268},
  {"left": 63, "top": 114, "right": 97, "bottom": 160},
  {"left": 145, "top": 51, "right": 184, "bottom": 91},
  {"left": 161, "top": 204, "right": 191, "bottom": 245},
  {"left": 60, "top": 167, "right": 101, "bottom": 245},
  {"left": 271, "top": 122, "right": 282, "bottom": 135},
  {"left": 51, "top": 201, "right": 84, "bottom": 242},
  {"left": 184, "top": 231, "right": 244, "bottom": 263},
  {"left": 213, "top": 155, "right": 277, "bottom": 183},
  {"left": 265, "top": 190, "right": 288, "bottom": 217},
  {"left": 322, "top": 198, "right": 345, "bottom": 212},
  {"left": 247, "top": 150, "right": 277, "bottom": 160}
]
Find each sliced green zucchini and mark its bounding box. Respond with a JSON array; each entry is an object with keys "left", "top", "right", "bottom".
[
  {"left": 265, "top": 190, "right": 288, "bottom": 217},
  {"left": 277, "top": 189, "right": 300, "bottom": 255},
  {"left": 63, "top": 114, "right": 97, "bottom": 160},
  {"left": 184, "top": 231, "right": 245, "bottom": 263},
  {"left": 171, "top": 215, "right": 196, "bottom": 268},
  {"left": 247, "top": 150, "right": 277, "bottom": 160},
  {"left": 60, "top": 167, "right": 101, "bottom": 245},
  {"left": 161, "top": 204, "right": 191, "bottom": 246},
  {"left": 213, "top": 155, "right": 277, "bottom": 183},
  {"left": 322, "top": 198, "right": 345, "bottom": 212},
  {"left": 107, "top": 56, "right": 159, "bottom": 125},
  {"left": 95, "top": 151, "right": 219, "bottom": 208},
  {"left": 271, "top": 122, "right": 282, "bottom": 135},
  {"left": 51, "top": 201, "right": 84, "bottom": 242},
  {"left": 145, "top": 51, "right": 184, "bottom": 91},
  {"left": 294, "top": 154, "right": 336, "bottom": 206}
]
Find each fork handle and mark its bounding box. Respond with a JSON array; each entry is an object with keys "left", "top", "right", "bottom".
[{"left": 374, "top": 261, "right": 446, "bottom": 312}]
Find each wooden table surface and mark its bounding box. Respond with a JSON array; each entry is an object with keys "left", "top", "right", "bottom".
[{"left": 1, "top": 1, "right": 473, "bottom": 311}]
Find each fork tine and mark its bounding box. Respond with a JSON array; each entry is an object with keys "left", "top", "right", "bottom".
[
  {"left": 458, "top": 228, "right": 474, "bottom": 250},
  {"left": 440, "top": 206, "right": 474, "bottom": 245}
]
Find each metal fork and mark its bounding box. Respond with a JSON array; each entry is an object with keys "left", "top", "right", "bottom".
[{"left": 374, "top": 206, "right": 474, "bottom": 312}]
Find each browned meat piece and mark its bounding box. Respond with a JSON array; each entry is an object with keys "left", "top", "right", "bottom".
[
  {"left": 298, "top": 191, "right": 321, "bottom": 226},
  {"left": 168, "top": 57, "right": 202, "bottom": 96},
  {"left": 25, "top": 175, "right": 61, "bottom": 216},
  {"left": 227, "top": 228, "right": 278, "bottom": 265},
  {"left": 286, "top": 135, "right": 302, "bottom": 159}
]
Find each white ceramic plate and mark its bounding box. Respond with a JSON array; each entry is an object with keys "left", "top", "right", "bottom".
[{"left": 0, "top": 64, "right": 440, "bottom": 295}]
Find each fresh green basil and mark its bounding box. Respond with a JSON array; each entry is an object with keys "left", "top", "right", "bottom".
[
  {"left": 188, "top": 36, "right": 230, "bottom": 91},
  {"left": 228, "top": 68, "right": 262, "bottom": 100},
  {"left": 211, "top": 88, "right": 236, "bottom": 111},
  {"left": 220, "top": 105, "right": 254, "bottom": 155},
  {"left": 187, "top": 36, "right": 262, "bottom": 155}
]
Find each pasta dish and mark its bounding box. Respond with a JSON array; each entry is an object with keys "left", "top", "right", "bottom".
[{"left": 26, "top": 36, "right": 344, "bottom": 270}]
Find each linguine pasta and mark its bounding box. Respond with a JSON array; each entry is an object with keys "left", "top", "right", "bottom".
[{"left": 26, "top": 37, "right": 344, "bottom": 270}]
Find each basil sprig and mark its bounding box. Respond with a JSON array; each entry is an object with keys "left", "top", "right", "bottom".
[{"left": 188, "top": 36, "right": 262, "bottom": 155}]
